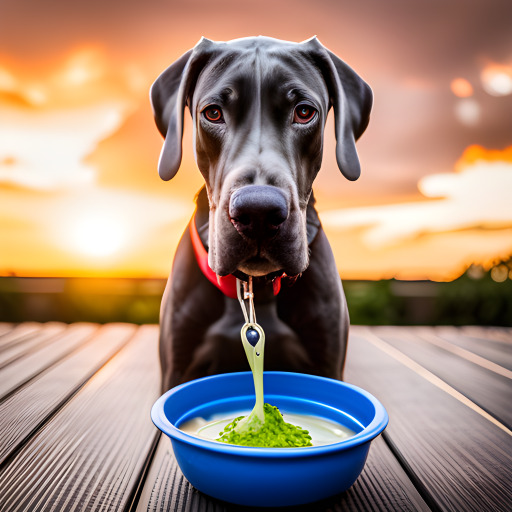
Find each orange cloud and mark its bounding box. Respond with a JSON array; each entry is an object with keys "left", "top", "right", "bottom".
[
  {"left": 0, "top": 47, "right": 147, "bottom": 108},
  {"left": 320, "top": 145, "right": 512, "bottom": 279},
  {"left": 0, "top": 102, "right": 130, "bottom": 189},
  {"left": 56, "top": 48, "right": 106, "bottom": 87},
  {"left": 455, "top": 144, "right": 512, "bottom": 172},
  {"left": 323, "top": 145, "right": 512, "bottom": 245},
  {"left": 0, "top": 49, "right": 148, "bottom": 190}
]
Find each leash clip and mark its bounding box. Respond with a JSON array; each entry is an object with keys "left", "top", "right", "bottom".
[{"left": 237, "top": 277, "right": 256, "bottom": 324}]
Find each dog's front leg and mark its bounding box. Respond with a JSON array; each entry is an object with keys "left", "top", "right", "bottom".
[
  {"left": 277, "top": 226, "right": 349, "bottom": 380},
  {"left": 159, "top": 224, "right": 225, "bottom": 391}
]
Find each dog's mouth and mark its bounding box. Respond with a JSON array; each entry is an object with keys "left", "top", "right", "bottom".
[
  {"left": 236, "top": 256, "right": 282, "bottom": 278},
  {"left": 214, "top": 224, "right": 308, "bottom": 279},
  {"left": 232, "top": 267, "right": 286, "bottom": 282}
]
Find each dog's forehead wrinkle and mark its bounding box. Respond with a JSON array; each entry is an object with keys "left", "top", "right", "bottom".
[
  {"left": 260, "top": 61, "right": 328, "bottom": 114},
  {"left": 205, "top": 87, "right": 235, "bottom": 106},
  {"left": 195, "top": 81, "right": 233, "bottom": 106},
  {"left": 194, "top": 52, "right": 249, "bottom": 102},
  {"left": 265, "top": 51, "right": 324, "bottom": 82},
  {"left": 197, "top": 70, "right": 263, "bottom": 118}
]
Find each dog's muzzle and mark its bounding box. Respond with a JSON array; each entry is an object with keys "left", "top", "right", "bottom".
[{"left": 229, "top": 185, "right": 289, "bottom": 241}]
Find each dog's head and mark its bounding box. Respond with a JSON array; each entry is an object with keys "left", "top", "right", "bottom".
[{"left": 151, "top": 36, "right": 372, "bottom": 278}]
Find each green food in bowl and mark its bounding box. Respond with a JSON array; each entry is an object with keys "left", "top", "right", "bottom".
[{"left": 217, "top": 402, "right": 313, "bottom": 447}]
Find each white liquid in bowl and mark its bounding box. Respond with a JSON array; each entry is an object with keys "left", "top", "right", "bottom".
[{"left": 180, "top": 411, "right": 356, "bottom": 446}]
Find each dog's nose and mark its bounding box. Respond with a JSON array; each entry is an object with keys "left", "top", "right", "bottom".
[{"left": 229, "top": 185, "right": 288, "bottom": 240}]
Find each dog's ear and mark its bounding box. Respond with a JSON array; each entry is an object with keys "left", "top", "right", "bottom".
[
  {"left": 150, "top": 38, "right": 215, "bottom": 181},
  {"left": 303, "top": 37, "right": 373, "bottom": 181}
]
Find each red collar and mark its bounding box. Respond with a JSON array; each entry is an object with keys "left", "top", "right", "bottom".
[{"left": 189, "top": 213, "right": 282, "bottom": 299}]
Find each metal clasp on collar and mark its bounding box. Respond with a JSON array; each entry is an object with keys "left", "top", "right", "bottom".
[{"left": 237, "top": 277, "right": 257, "bottom": 324}]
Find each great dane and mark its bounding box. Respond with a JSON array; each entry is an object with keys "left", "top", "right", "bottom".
[{"left": 151, "top": 36, "right": 372, "bottom": 390}]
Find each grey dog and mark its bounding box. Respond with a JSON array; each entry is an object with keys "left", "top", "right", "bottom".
[{"left": 151, "top": 36, "right": 372, "bottom": 390}]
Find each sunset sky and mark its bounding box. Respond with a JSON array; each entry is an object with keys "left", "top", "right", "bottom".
[{"left": 1, "top": 0, "right": 512, "bottom": 281}]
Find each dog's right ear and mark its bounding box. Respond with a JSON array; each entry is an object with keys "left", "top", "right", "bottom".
[{"left": 150, "top": 38, "right": 214, "bottom": 181}]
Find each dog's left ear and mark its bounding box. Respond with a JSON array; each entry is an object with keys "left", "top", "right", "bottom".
[
  {"left": 302, "top": 37, "right": 373, "bottom": 181},
  {"left": 150, "top": 38, "right": 215, "bottom": 181}
]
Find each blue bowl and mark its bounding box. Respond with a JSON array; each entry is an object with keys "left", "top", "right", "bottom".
[{"left": 151, "top": 371, "right": 388, "bottom": 507}]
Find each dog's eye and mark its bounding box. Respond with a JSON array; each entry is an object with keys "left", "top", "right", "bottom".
[
  {"left": 294, "top": 104, "right": 317, "bottom": 124},
  {"left": 202, "top": 105, "right": 224, "bottom": 123}
]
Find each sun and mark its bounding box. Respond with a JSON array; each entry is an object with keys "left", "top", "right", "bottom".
[{"left": 71, "top": 214, "right": 126, "bottom": 258}]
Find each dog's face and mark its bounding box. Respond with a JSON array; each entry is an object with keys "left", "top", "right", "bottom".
[
  {"left": 192, "top": 41, "right": 330, "bottom": 277},
  {"left": 151, "top": 37, "right": 372, "bottom": 278}
]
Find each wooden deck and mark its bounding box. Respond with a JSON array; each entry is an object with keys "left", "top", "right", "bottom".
[{"left": 0, "top": 322, "right": 511, "bottom": 511}]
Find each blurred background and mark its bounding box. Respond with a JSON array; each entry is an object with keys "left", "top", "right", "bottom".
[{"left": 1, "top": 0, "right": 511, "bottom": 326}]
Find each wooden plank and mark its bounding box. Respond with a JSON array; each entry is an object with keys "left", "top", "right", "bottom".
[
  {"left": 346, "top": 326, "right": 512, "bottom": 512},
  {"left": 371, "top": 326, "right": 512, "bottom": 429},
  {"left": 0, "top": 324, "right": 161, "bottom": 512},
  {"left": 460, "top": 326, "right": 512, "bottom": 344},
  {"left": 0, "top": 323, "right": 138, "bottom": 466},
  {"left": 0, "top": 322, "right": 67, "bottom": 369},
  {"left": 435, "top": 326, "right": 512, "bottom": 371},
  {"left": 136, "top": 432, "right": 429, "bottom": 512},
  {"left": 0, "top": 322, "right": 43, "bottom": 349},
  {"left": 0, "top": 323, "right": 98, "bottom": 400},
  {"left": 0, "top": 323, "right": 13, "bottom": 337}
]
